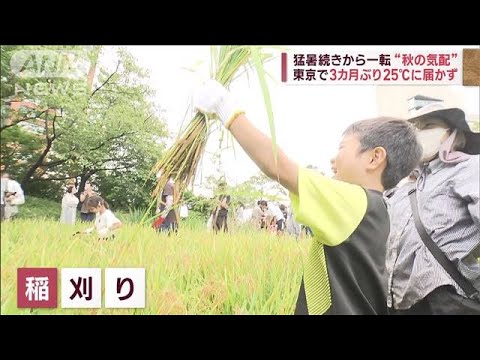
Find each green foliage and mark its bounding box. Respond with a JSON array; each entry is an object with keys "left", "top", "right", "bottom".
[
  {"left": 182, "top": 190, "right": 214, "bottom": 218},
  {"left": 1, "top": 45, "right": 168, "bottom": 210},
  {"left": 115, "top": 207, "right": 146, "bottom": 224},
  {"left": 182, "top": 170, "right": 287, "bottom": 221},
  {"left": 15, "top": 196, "right": 61, "bottom": 220},
  {"left": 1, "top": 45, "right": 19, "bottom": 102},
  {"left": 46, "top": 47, "right": 168, "bottom": 190},
  {"left": 0, "top": 126, "right": 43, "bottom": 178}
]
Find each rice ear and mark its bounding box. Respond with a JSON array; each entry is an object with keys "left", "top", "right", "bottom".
[{"left": 143, "top": 46, "right": 275, "bottom": 225}]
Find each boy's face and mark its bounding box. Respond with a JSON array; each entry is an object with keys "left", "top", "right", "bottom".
[{"left": 331, "top": 133, "right": 371, "bottom": 185}]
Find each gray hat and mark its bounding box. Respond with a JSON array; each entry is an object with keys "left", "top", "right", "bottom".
[{"left": 408, "top": 103, "right": 480, "bottom": 155}]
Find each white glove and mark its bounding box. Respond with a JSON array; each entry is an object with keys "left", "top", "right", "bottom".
[
  {"left": 83, "top": 227, "right": 94, "bottom": 234},
  {"left": 193, "top": 79, "right": 245, "bottom": 129},
  {"left": 97, "top": 228, "right": 110, "bottom": 238}
]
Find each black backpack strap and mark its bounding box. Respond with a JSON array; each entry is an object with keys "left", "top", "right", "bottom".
[{"left": 408, "top": 188, "right": 479, "bottom": 299}]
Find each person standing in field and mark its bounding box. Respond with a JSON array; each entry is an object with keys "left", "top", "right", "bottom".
[
  {"left": 155, "top": 177, "right": 179, "bottom": 234},
  {"left": 251, "top": 200, "right": 267, "bottom": 230},
  {"left": 60, "top": 183, "right": 79, "bottom": 225},
  {"left": 79, "top": 181, "right": 97, "bottom": 223},
  {"left": 1, "top": 168, "right": 8, "bottom": 221},
  {"left": 285, "top": 205, "right": 302, "bottom": 238},
  {"left": 1, "top": 171, "right": 25, "bottom": 221},
  {"left": 193, "top": 80, "right": 422, "bottom": 315},
  {"left": 268, "top": 201, "right": 285, "bottom": 236},
  {"left": 213, "top": 193, "right": 231, "bottom": 233}
]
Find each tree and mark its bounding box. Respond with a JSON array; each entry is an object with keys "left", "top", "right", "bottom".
[
  {"left": 1, "top": 45, "right": 92, "bottom": 198},
  {"left": 241, "top": 173, "right": 288, "bottom": 201},
  {"left": 1, "top": 46, "right": 169, "bottom": 209},
  {"left": 182, "top": 190, "right": 212, "bottom": 219},
  {"left": 0, "top": 126, "right": 43, "bottom": 178},
  {"left": 51, "top": 48, "right": 168, "bottom": 206}
]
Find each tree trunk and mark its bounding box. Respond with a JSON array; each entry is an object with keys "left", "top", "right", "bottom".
[
  {"left": 77, "top": 170, "right": 94, "bottom": 197},
  {"left": 21, "top": 138, "right": 53, "bottom": 187}
]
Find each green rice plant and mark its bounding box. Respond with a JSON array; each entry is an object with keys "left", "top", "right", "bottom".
[{"left": 1, "top": 219, "right": 309, "bottom": 314}]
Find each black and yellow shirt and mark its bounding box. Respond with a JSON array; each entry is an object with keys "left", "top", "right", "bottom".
[{"left": 290, "top": 168, "right": 389, "bottom": 315}]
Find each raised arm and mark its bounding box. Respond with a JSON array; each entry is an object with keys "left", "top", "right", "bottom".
[{"left": 193, "top": 80, "right": 298, "bottom": 195}]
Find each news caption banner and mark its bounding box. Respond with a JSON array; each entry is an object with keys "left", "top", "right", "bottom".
[
  {"left": 280, "top": 48, "right": 480, "bottom": 86},
  {"left": 17, "top": 267, "right": 145, "bottom": 309}
]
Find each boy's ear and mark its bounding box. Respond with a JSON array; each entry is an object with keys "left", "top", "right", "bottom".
[{"left": 367, "top": 146, "right": 387, "bottom": 170}]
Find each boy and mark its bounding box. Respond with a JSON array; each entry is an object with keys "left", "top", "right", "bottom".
[{"left": 194, "top": 80, "right": 422, "bottom": 314}]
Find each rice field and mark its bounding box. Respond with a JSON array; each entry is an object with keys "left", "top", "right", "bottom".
[{"left": 1, "top": 219, "right": 309, "bottom": 315}]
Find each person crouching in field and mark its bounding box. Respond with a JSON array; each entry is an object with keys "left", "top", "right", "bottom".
[
  {"left": 193, "top": 80, "right": 422, "bottom": 315},
  {"left": 82, "top": 195, "right": 122, "bottom": 240}
]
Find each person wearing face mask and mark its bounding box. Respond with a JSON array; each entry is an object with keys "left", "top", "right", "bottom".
[{"left": 386, "top": 103, "right": 480, "bottom": 315}]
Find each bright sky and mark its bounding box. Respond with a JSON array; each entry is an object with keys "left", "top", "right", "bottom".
[{"left": 103, "top": 45, "right": 479, "bottom": 195}]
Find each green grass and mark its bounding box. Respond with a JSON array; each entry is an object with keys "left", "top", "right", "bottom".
[
  {"left": 16, "top": 196, "right": 150, "bottom": 224},
  {"left": 1, "top": 219, "right": 309, "bottom": 315},
  {"left": 17, "top": 196, "right": 62, "bottom": 220}
]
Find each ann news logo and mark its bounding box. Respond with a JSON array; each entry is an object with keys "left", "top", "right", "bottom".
[{"left": 17, "top": 268, "right": 58, "bottom": 308}]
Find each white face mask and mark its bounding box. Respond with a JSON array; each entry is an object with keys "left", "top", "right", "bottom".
[{"left": 416, "top": 128, "right": 449, "bottom": 162}]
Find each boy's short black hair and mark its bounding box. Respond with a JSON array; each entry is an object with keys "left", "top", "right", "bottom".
[{"left": 343, "top": 117, "right": 422, "bottom": 190}]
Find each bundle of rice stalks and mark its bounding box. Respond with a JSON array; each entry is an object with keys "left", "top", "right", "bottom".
[{"left": 141, "top": 46, "right": 276, "bottom": 224}]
